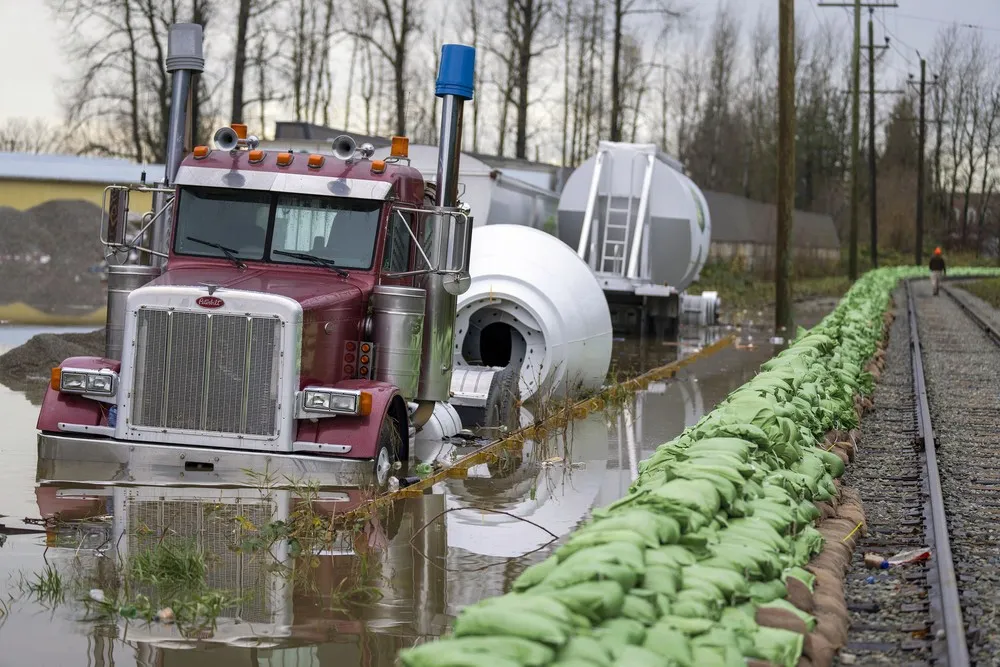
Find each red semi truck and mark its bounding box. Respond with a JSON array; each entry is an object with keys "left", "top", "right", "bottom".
[{"left": 36, "top": 24, "right": 494, "bottom": 490}]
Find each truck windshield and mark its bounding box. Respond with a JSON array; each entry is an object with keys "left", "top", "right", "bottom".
[{"left": 173, "top": 187, "right": 382, "bottom": 270}]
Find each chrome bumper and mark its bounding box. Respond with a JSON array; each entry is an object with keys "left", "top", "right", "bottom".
[{"left": 36, "top": 433, "right": 375, "bottom": 489}]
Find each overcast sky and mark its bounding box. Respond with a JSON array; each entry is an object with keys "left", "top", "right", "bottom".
[{"left": 0, "top": 0, "right": 998, "bottom": 125}]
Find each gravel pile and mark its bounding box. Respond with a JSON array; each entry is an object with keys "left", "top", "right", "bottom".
[
  {"left": 915, "top": 280, "right": 1000, "bottom": 664},
  {"left": 836, "top": 289, "right": 933, "bottom": 665},
  {"left": 0, "top": 199, "right": 107, "bottom": 315},
  {"left": 0, "top": 329, "right": 105, "bottom": 404}
]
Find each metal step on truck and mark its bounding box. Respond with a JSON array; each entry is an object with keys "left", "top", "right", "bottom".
[{"left": 35, "top": 25, "right": 545, "bottom": 492}]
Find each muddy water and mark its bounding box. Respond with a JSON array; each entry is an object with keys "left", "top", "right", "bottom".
[{"left": 0, "top": 308, "right": 830, "bottom": 665}]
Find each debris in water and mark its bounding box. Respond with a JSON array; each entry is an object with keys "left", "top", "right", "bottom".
[
  {"left": 457, "top": 429, "right": 477, "bottom": 440},
  {"left": 387, "top": 477, "right": 400, "bottom": 493},
  {"left": 156, "top": 607, "right": 175, "bottom": 624},
  {"left": 414, "top": 462, "right": 434, "bottom": 478},
  {"left": 770, "top": 336, "right": 785, "bottom": 345},
  {"left": 89, "top": 589, "right": 105, "bottom": 603}
]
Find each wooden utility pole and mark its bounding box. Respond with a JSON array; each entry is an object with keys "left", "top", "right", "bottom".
[
  {"left": 819, "top": 1, "right": 897, "bottom": 280},
  {"left": 916, "top": 58, "right": 927, "bottom": 266},
  {"left": 867, "top": 9, "right": 878, "bottom": 268},
  {"left": 776, "top": 0, "right": 794, "bottom": 335}
]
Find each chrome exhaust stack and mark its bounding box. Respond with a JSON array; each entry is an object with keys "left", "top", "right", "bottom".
[
  {"left": 103, "top": 24, "right": 204, "bottom": 361},
  {"left": 414, "top": 44, "right": 476, "bottom": 404}
]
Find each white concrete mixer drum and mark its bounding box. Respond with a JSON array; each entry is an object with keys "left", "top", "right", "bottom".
[{"left": 454, "top": 225, "right": 613, "bottom": 403}]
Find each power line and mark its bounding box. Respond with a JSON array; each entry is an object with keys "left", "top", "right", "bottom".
[{"left": 893, "top": 12, "right": 1000, "bottom": 33}]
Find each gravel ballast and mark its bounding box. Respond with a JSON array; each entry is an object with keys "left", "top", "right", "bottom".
[{"left": 839, "top": 280, "right": 1000, "bottom": 665}]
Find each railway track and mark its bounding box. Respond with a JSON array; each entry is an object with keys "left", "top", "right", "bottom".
[{"left": 838, "top": 280, "right": 1000, "bottom": 666}]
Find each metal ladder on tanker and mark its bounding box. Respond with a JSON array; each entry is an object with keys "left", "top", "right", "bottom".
[{"left": 578, "top": 145, "right": 657, "bottom": 279}]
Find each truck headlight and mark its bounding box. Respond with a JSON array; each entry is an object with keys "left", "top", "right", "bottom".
[
  {"left": 52, "top": 367, "right": 118, "bottom": 396},
  {"left": 299, "top": 388, "right": 372, "bottom": 416}
]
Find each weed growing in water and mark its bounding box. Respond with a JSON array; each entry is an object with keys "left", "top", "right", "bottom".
[{"left": 20, "top": 560, "right": 66, "bottom": 607}]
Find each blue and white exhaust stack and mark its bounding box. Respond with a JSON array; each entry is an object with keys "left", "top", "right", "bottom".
[{"left": 415, "top": 44, "right": 477, "bottom": 404}]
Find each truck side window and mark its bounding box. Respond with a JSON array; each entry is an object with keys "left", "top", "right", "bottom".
[{"left": 382, "top": 210, "right": 413, "bottom": 273}]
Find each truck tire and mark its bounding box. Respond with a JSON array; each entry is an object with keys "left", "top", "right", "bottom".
[
  {"left": 483, "top": 361, "right": 521, "bottom": 435},
  {"left": 373, "top": 414, "right": 403, "bottom": 491}
]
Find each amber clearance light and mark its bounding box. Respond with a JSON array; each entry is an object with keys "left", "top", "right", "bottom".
[
  {"left": 193, "top": 145, "right": 210, "bottom": 159},
  {"left": 307, "top": 154, "right": 325, "bottom": 169},
  {"left": 390, "top": 136, "right": 409, "bottom": 159},
  {"left": 248, "top": 149, "right": 265, "bottom": 163},
  {"left": 276, "top": 152, "right": 293, "bottom": 167}
]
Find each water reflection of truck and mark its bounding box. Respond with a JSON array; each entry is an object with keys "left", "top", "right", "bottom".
[{"left": 36, "top": 25, "right": 611, "bottom": 492}]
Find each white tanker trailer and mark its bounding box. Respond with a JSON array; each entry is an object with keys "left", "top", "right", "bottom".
[{"left": 557, "top": 141, "right": 720, "bottom": 335}]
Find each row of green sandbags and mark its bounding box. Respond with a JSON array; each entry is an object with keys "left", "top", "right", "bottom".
[{"left": 399, "top": 267, "right": 1000, "bottom": 667}]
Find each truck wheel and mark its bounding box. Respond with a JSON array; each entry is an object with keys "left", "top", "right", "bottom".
[
  {"left": 484, "top": 361, "right": 521, "bottom": 435},
  {"left": 373, "top": 414, "right": 402, "bottom": 491}
]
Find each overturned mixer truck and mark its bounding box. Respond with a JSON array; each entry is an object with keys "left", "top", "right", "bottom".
[{"left": 36, "top": 24, "right": 612, "bottom": 489}]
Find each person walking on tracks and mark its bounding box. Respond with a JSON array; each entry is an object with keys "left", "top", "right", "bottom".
[{"left": 929, "top": 247, "right": 946, "bottom": 295}]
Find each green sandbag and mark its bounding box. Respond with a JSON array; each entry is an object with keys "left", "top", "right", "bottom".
[
  {"left": 691, "top": 644, "right": 746, "bottom": 667},
  {"left": 575, "top": 509, "right": 676, "bottom": 547},
  {"left": 593, "top": 617, "right": 647, "bottom": 647},
  {"left": 682, "top": 564, "right": 750, "bottom": 602},
  {"left": 796, "top": 500, "right": 821, "bottom": 526},
  {"left": 558, "top": 541, "right": 646, "bottom": 575},
  {"left": 645, "top": 545, "right": 697, "bottom": 569},
  {"left": 621, "top": 592, "right": 659, "bottom": 625},
  {"left": 549, "top": 660, "right": 603, "bottom": 667},
  {"left": 693, "top": 626, "right": 749, "bottom": 654},
  {"left": 554, "top": 529, "right": 650, "bottom": 561},
  {"left": 719, "top": 606, "right": 759, "bottom": 635},
  {"left": 793, "top": 525, "right": 825, "bottom": 564},
  {"left": 539, "top": 558, "right": 637, "bottom": 591},
  {"left": 473, "top": 593, "right": 576, "bottom": 626},
  {"left": 650, "top": 478, "right": 721, "bottom": 516},
  {"left": 557, "top": 636, "right": 613, "bottom": 667},
  {"left": 657, "top": 614, "right": 716, "bottom": 636},
  {"left": 543, "top": 580, "right": 626, "bottom": 623},
  {"left": 398, "top": 645, "right": 523, "bottom": 667},
  {"left": 643, "top": 624, "right": 694, "bottom": 665},
  {"left": 782, "top": 566, "right": 816, "bottom": 592},
  {"left": 672, "top": 468, "right": 738, "bottom": 506},
  {"left": 614, "top": 645, "right": 670, "bottom": 667},
  {"left": 752, "top": 625, "right": 806, "bottom": 667},
  {"left": 641, "top": 564, "right": 681, "bottom": 597},
  {"left": 759, "top": 598, "right": 817, "bottom": 631},
  {"left": 512, "top": 555, "right": 558, "bottom": 591},
  {"left": 672, "top": 588, "right": 722, "bottom": 620},
  {"left": 452, "top": 606, "right": 570, "bottom": 646},
  {"left": 750, "top": 579, "right": 788, "bottom": 604},
  {"left": 817, "top": 447, "right": 846, "bottom": 477},
  {"left": 398, "top": 637, "right": 555, "bottom": 667},
  {"left": 687, "top": 437, "right": 756, "bottom": 461}
]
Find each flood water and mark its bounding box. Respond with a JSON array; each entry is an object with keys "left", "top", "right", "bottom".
[{"left": 0, "top": 300, "right": 833, "bottom": 665}]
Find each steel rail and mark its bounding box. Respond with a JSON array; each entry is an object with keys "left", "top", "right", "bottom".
[
  {"left": 942, "top": 284, "right": 1000, "bottom": 348},
  {"left": 906, "top": 280, "right": 970, "bottom": 667}
]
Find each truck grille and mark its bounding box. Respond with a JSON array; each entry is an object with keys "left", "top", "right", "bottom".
[{"left": 130, "top": 308, "right": 282, "bottom": 436}]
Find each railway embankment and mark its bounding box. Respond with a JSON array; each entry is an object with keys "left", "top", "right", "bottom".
[{"left": 398, "top": 267, "right": 1000, "bottom": 667}]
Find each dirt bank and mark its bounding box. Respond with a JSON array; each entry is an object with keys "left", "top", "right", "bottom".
[{"left": 0, "top": 329, "right": 105, "bottom": 404}]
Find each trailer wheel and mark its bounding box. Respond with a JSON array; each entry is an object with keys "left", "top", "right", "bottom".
[{"left": 373, "top": 414, "right": 402, "bottom": 491}]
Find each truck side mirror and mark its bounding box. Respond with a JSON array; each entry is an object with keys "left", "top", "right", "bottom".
[
  {"left": 105, "top": 186, "right": 130, "bottom": 247},
  {"left": 440, "top": 212, "right": 473, "bottom": 296}
]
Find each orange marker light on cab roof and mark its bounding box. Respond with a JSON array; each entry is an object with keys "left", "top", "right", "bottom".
[
  {"left": 370, "top": 159, "right": 386, "bottom": 174},
  {"left": 230, "top": 123, "right": 248, "bottom": 139},
  {"left": 307, "top": 154, "right": 325, "bottom": 169},
  {"left": 193, "top": 145, "right": 210, "bottom": 159},
  {"left": 390, "top": 136, "right": 409, "bottom": 158},
  {"left": 248, "top": 149, "right": 265, "bottom": 163},
  {"left": 276, "top": 152, "right": 293, "bottom": 167},
  {"left": 359, "top": 391, "right": 372, "bottom": 416}
]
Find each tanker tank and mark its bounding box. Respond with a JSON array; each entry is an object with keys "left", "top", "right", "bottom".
[
  {"left": 372, "top": 143, "right": 557, "bottom": 231},
  {"left": 450, "top": 224, "right": 613, "bottom": 404},
  {"left": 557, "top": 141, "right": 719, "bottom": 335}
]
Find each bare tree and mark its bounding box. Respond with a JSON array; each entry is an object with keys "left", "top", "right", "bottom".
[
  {"left": 0, "top": 118, "right": 68, "bottom": 154},
  {"left": 50, "top": 0, "right": 216, "bottom": 162},
  {"left": 609, "top": 0, "right": 684, "bottom": 141},
  {"left": 350, "top": 0, "right": 421, "bottom": 136}
]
